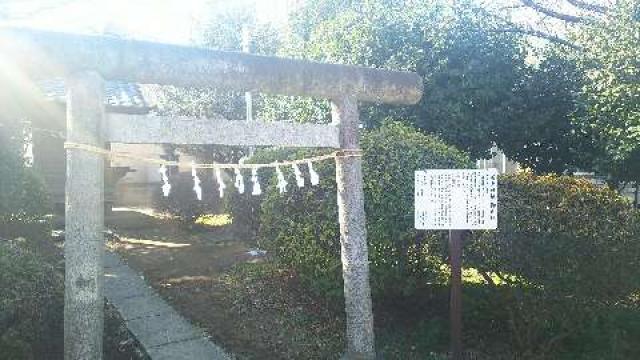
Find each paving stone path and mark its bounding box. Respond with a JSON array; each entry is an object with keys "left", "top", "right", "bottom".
[{"left": 104, "top": 251, "right": 232, "bottom": 360}]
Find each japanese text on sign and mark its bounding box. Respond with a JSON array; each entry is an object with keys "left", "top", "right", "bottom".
[{"left": 415, "top": 169, "right": 498, "bottom": 230}]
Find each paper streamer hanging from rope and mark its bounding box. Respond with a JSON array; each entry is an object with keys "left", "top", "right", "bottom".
[
  {"left": 308, "top": 160, "right": 320, "bottom": 186},
  {"left": 64, "top": 143, "right": 363, "bottom": 198},
  {"left": 191, "top": 162, "right": 202, "bottom": 201},
  {"left": 159, "top": 164, "right": 171, "bottom": 197},
  {"left": 276, "top": 165, "right": 288, "bottom": 194},
  {"left": 215, "top": 168, "right": 226, "bottom": 198},
  {"left": 293, "top": 163, "right": 305, "bottom": 188},
  {"left": 251, "top": 168, "right": 262, "bottom": 196},
  {"left": 234, "top": 168, "right": 245, "bottom": 194}
]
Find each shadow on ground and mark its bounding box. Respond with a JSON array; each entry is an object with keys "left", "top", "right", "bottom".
[{"left": 105, "top": 208, "right": 315, "bottom": 360}]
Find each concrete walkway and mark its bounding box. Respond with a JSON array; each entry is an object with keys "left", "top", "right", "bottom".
[{"left": 104, "top": 252, "right": 231, "bottom": 360}]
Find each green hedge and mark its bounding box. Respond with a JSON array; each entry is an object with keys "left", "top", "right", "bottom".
[
  {"left": 226, "top": 120, "right": 640, "bottom": 357},
  {"left": 0, "top": 240, "right": 63, "bottom": 359},
  {"left": 466, "top": 173, "right": 640, "bottom": 358},
  {"left": 0, "top": 138, "right": 49, "bottom": 225},
  {"left": 0, "top": 121, "right": 50, "bottom": 240},
  {"left": 232, "top": 136, "right": 640, "bottom": 357},
  {"left": 229, "top": 121, "right": 472, "bottom": 297},
  {"left": 0, "top": 119, "right": 57, "bottom": 359}
]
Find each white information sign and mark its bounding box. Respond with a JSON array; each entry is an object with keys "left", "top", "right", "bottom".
[{"left": 415, "top": 169, "right": 498, "bottom": 230}]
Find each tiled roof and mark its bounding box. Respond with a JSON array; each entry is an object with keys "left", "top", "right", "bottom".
[{"left": 38, "top": 78, "right": 151, "bottom": 114}]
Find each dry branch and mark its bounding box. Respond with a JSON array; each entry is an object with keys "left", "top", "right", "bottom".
[{"left": 518, "top": 0, "right": 588, "bottom": 23}]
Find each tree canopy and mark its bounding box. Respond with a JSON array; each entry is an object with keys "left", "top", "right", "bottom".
[
  {"left": 261, "top": 0, "right": 527, "bottom": 159},
  {"left": 160, "top": 0, "right": 638, "bottom": 192},
  {"left": 572, "top": 0, "right": 640, "bottom": 183}
]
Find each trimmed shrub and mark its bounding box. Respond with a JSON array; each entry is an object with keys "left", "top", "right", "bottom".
[
  {"left": 465, "top": 173, "right": 640, "bottom": 358},
  {"left": 0, "top": 240, "right": 64, "bottom": 359},
  {"left": 227, "top": 124, "right": 640, "bottom": 357},
  {"left": 0, "top": 121, "right": 50, "bottom": 239},
  {"left": 232, "top": 121, "right": 472, "bottom": 298},
  {"left": 0, "top": 136, "right": 49, "bottom": 224}
]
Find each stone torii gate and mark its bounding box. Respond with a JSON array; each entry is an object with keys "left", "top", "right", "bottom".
[{"left": 0, "top": 28, "right": 423, "bottom": 360}]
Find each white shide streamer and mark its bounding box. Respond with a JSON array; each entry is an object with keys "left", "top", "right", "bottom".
[
  {"left": 234, "top": 168, "right": 245, "bottom": 194},
  {"left": 276, "top": 165, "right": 287, "bottom": 194},
  {"left": 159, "top": 164, "right": 171, "bottom": 197},
  {"left": 308, "top": 160, "right": 320, "bottom": 186},
  {"left": 292, "top": 163, "right": 305, "bottom": 188},
  {"left": 215, "top": 168, "right": 226, "bottom": 198},
  {"left": 191, "top": 161, "right": 202, "bottom": 201},
  {"left": 251, "top": 168, "right": 262, "bottom": 196}
]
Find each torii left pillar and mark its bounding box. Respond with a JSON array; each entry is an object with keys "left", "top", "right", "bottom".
[{"left": 64, "top": 71, "right": 106, "bottom": 360}]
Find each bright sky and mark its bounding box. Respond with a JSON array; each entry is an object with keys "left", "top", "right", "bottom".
[{"left": 0, "top": 0, "right": 289, "bottom": 45}]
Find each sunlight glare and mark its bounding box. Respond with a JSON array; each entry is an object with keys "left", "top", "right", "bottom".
[
  {"left": 1, "top": 0, "right": 290, "bottom": 45},
  {"left": 0, "top": 33, "right": 59, "bottom": 122}
]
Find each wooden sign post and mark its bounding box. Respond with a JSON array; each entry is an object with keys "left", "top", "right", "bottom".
[
  {"left": 448, "top": 229, "right": 464, "bottom": 359},
  {"left": 415, "top": 169, "right": 498, "bottom": 360}
]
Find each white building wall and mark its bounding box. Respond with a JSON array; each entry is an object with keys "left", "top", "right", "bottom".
[
  {"left": 110, "top": 143, "right": 165, "bottom": 184},
  {"left": 476, "top": 147, "right": 519, "bottom": 175}
]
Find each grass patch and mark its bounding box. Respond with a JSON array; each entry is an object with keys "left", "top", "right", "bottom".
[
  {"left": 222, "top": 260, "right": 640, "bottom": 359},
  {"left": 221, "top": 261, "right": 464, "bottom": 359},
  {"left": 220, "top": 262, "right": 345, "bottom": 359},
  {"left": 194, "top": 213, "right": 232, "bottom": 227}
]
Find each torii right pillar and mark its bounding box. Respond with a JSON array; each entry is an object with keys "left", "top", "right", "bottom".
[{"left": 332, "top": 96, "right": 375, "bottom": 360}]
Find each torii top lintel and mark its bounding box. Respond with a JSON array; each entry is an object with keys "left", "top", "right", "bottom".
[{"left": 0, "top": 28, "right": 423, "bottom": 105}]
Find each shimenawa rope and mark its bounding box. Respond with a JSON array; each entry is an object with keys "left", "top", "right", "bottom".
[{"left": 63, "top": 142, "right": 362, "bottom": 170}]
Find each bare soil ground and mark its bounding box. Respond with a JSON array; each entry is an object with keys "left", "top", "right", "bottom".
[{"left": 106, "top": 208, "right": 344, "bottom": 360}]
